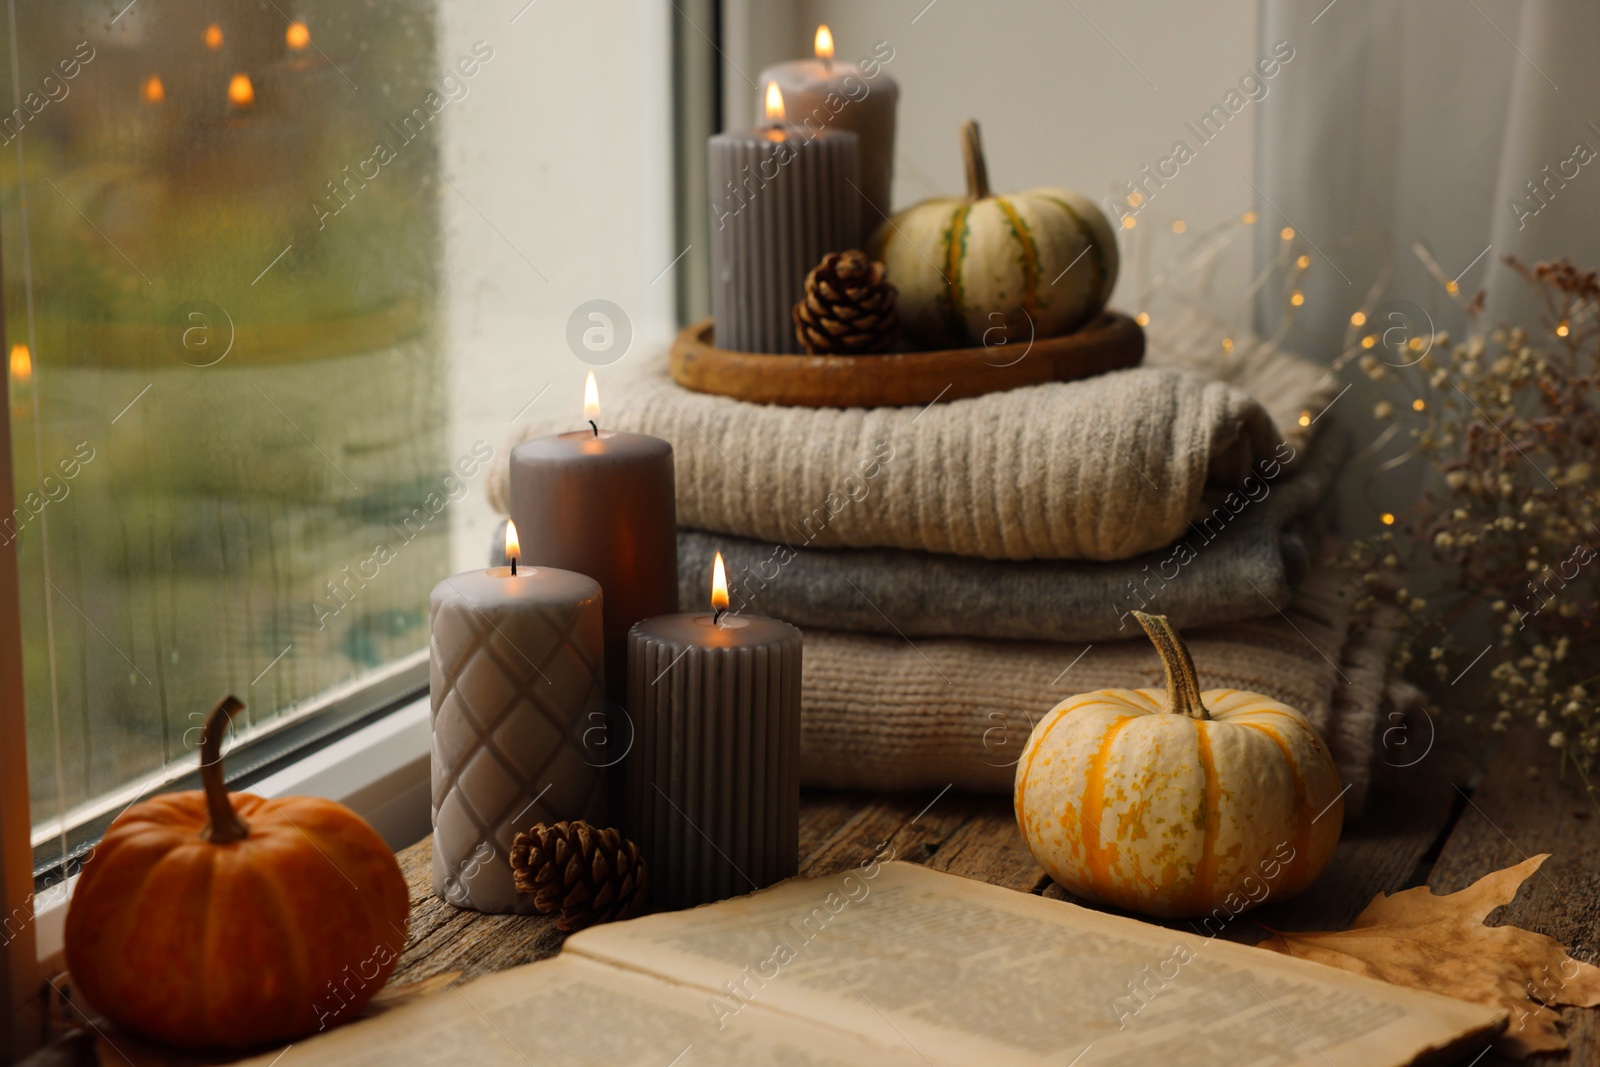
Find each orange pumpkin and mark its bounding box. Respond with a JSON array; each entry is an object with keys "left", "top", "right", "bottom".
[{"left": 65, "top": 697, "right": 410, "bottom": 1050}]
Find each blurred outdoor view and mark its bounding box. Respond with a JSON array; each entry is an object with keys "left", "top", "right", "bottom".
[{"left": 2, "top": 0, "right": 449, "bottom": 849}]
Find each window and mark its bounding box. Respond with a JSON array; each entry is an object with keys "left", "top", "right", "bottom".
[{"left": 2, "top": 0, "right": 674, "bottom": 877}]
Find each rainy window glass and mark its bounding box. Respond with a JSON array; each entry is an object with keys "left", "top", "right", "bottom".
[{"left": 3, "top": 1, "right": 674, "bottom": 861}]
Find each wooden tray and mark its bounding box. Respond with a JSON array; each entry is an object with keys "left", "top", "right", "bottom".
[{"left": 668, "top": 312, "right": 1144, "bottom": 409}]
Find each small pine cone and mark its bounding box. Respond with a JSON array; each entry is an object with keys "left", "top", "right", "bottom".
[
  {"left": 509, "top": 821, "right": 647, "bottom": 932},
  {"left": 792, "top": 249, "right": 899, "bottom": 355}
]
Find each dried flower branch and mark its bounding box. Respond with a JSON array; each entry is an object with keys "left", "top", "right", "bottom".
[{"left": 1348, "top": 258, "right": 1600, "bottom": 782}]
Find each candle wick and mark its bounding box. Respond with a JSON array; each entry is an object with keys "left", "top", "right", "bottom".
[
  {"left": 511, "top": 557, "right": 517, "bottom": 576},
  {"left": 714, "top": 607, "right": 725, "bottom": 626},
  {"left": 589, "top": 420, "right": 598, "bottom": 437}
]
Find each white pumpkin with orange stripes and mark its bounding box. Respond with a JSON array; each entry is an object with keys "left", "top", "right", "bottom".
[
  {"left": 1014, "top": 612, "right": 1343, "bottom": 919},
  {"left": 872, "top": 119, "right": 1118, "bottom": 351}
]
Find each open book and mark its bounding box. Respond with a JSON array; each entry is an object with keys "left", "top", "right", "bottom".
[{"left": 243, "top": 861, "right": 1503, "bottom": 1066}]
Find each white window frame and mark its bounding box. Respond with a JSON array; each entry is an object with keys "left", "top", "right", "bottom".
[{"left": 0, "top": 0, "right": 690, "bottom": 1052}]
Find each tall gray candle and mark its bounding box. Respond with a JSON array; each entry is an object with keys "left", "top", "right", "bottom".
[
  {"left": 757, "top": 26, "right": 898, "bottom": 248},
  {"left": 710, "top": 83, "right": 860, "bottom": 354},
  {"left": 624, "top": 552, "right": 802, "bottom": 910},
  {"left": 430, "top": 533, "right": 605, "bottom": 914},
  {"left": 508, "top": 374, "right": 677, "bottom": 704}
]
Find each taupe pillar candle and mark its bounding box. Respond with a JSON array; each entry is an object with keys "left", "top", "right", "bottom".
[
  {"left": 758, "top": 28, "right": 898, "bottom": 248},
  {"left": 625, "top": 560, "right": 802, "bottom": 910},
  {"left": 507, "top": 396, "right": 676, "bottom": 704},
  {"left": 430, "top": 559, "right": 605, "bottom": 913},
  {"left": 709, "top": 86, "right": 860, "bottom": 354}
]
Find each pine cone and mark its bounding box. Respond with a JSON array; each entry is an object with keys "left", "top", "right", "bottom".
[
  {"left": 509, "top": 821, "right": 648, "bottom": 932},
  {"left": 793, "top": 250, "right": 899, "bottom": 355}
]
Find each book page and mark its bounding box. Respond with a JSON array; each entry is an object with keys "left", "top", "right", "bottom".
[
  {"left": 568, "top": 862, "right": 1504, "bottom": 1067},
  {"left": 230, "top": 954, "right": 922, "bottom": 1067}
]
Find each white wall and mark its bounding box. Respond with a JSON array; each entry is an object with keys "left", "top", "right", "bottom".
[
  {"left": 439, "top": 0, "right": 675, "bottom": 574},
  {"left": 724, "top": 0, "right": 1267, "bottom": 310}
]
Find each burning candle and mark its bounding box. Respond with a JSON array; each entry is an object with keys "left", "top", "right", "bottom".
[
  {"left": 708, "top": 83, "right": 860, "bottom": 353},
  {"left": 757, "top": 25, "right": 899, "bottom": 246},
  {"left": 624, "top": 553, "right": 803, "bottom": 909},
  {"left": 507, "top": 374, "right": 677, "bottom": 704},
  {"left": 428, "top": 520, "right": 607, "bottom": 913}
]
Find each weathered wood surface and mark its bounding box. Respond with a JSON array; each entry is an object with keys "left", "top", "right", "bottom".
[
  {"left": 396, "top": 733, "right": 1478, "bottom": 961},
  {"left": 22, "top": 722, "right": 1600, "bottom": 1067},
  {"left": 386, "top": 721, "right": 1491, "bottom": 993},
  {"left": 381, "top": 721, "right": 1600, "bottom": 1066},
  {"left": 1426, "top": 728, "right": 1600, "bottom": 1067}
]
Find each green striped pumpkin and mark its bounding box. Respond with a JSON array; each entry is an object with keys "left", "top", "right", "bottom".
[{"left": 872, "top": 120, "right": 1119, "bottom": 351}]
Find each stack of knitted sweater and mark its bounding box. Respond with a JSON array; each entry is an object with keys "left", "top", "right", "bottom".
[{"left": 490, "top": 315, "right": 1409, "bottom": 817}]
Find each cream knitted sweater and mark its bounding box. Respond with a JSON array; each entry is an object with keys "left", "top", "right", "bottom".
[
  {"left": 797, "top": 561, "right": 1399, "bottom": 818},
  {"left": 489, "top": 329, "right": 1336, "bottom": 563}
]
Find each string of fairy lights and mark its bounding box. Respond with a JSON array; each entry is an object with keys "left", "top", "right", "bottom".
[
  {"left": 137, "top": 18, "right": 315, "bottom": 111},
  {"left": 1113, "top": 205, "right": 1472, "bottom": 528},
  {"left": 3, "top": 16, "right": 320, "bottom": 394}
]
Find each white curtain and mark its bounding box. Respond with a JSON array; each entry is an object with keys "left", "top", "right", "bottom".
[
  {"left": 1255, "top": 0, "right": 1600, "bottom": 534},
  {"left": 1256, "top": 0, "right": 1600, "bottom": 350}
]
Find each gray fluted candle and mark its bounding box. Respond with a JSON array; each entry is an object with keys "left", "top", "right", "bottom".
[
  {"left": 709, "top": 84, "right": 860, "bottom": 354},
  {"left": 430, "top": 552, "right": 605, "bottom": 913},
  {"left": 625, "top": 555, "right": 803, "bottom": 909},
  {"left": 757, "top": 28, "right": 898, "bottom": 248}
]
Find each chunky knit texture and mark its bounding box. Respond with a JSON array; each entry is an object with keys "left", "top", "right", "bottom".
[
  {"left": 482, "top": 316, "right": 1390, "bottom": 809},
  {"left": 487, "top": 330, "right": 1336, "bottom": 563},
  {"left": 678, "top": 428, "right": 1345, "bottom": 642},
  {"left": 796, "top": 561, "right": 1397, "bottom": 818}
]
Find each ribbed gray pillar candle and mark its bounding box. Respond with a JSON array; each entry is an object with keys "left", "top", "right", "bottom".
[
  {"left": 709, "top": 117, "right": 860, "bottom": 354},
  {"left": 430, "top": 565, "right": 605, "bottom": 913},
  {"left": 625, "top": 613, "right": 802, "bottom": 910},
  {"left": 757, "top": 45, "right": 898, "bottom": 249}
]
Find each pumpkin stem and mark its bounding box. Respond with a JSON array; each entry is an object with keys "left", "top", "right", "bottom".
[
  {"left": 960, "top": 119, "right": 990, "bottom": 201},
  {"left": 1132, "top": 612, "right": 1211, "bottom": 720},
  {"left": 199, "top": 695, "right": 250, "bottom": 844}
]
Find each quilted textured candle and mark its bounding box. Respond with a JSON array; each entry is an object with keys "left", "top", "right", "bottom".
[{"left": 430, "top": 563, "right": 605, "bottom": 913}]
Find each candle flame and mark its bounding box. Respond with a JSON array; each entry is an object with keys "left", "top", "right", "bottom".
[
  {"left": 228, "top": 73, "right": 254, "bottom": 107},
  {"left": 711, "top": 552, "right": 729, "bottom": 612},
  {"left": 814, "top": 25, "right": 834, "bottom": 60},
  {"left": 286, "top": 21, "right": 310, "bottom": 50},
  {"left": 9, "top": 344, "right": 31, "bottom": 382},
  {"left": 142, "top": 75, "right": 165, "bottom": 105},
  {"left": 764, "top": 81, "right": 785, "bottom": 125},
  {"left": 504, "top": 519, "right": 520, "bottom": 562},
  {"left": 583, "top": 371, "right": 600, "bottom": 424},
  {"left": 204, "top": 24, "right": 224, "bottom": 50}
]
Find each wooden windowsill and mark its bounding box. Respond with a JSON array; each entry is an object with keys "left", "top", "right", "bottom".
[{"left": 21, "top": 725, "right": 1600, "bottom": 1067}]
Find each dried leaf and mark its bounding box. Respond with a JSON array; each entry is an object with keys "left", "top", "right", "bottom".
[{"left": 1258, "top": 854, "right": 1600, "bottom": 1058}]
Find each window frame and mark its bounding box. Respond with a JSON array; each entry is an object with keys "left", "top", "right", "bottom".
[
  {"left": 0, "top": 0, "right": 716, "bottom": 1052},
  {"left": 26, "top": 652, "right": 427, "bottom": 885},
  {"left": 1, "top": 247, "right": 41, "bottom": 1059}
]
